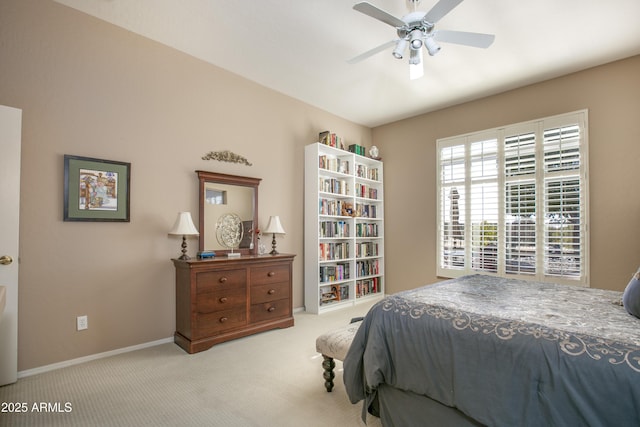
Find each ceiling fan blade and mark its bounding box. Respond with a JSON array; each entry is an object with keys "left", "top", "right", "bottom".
[
  {"left": 433, "top": 30, "right": 495, "bottom": 48},
  {"left": 347, "top": 39, "right": 398, "bottom": 64},
  {"left": 424, "top": 0, "right": 464, "bottom": 24},
  {"left": 353, "top": 2, "right": 405, "bottom": 28}
]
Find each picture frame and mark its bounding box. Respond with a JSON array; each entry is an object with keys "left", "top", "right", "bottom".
[
  {"left": 239, "top": 220, "right": 254, "bottom": 249},
  {"left": 63, "top": 155, "right": 131, "bottom": 222}
]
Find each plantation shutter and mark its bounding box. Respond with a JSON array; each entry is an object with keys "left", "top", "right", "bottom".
[
  {"left": 436, "top": 110, "right": 589, "bottom": 285},
  {"left": 504, "top": 130, "right": 537, "bottom": 276},
  {"left": 438, "top": 142, "right": 466, "bottom": 271},
  {"left": 542, "top": 123, "right": 584, "bottom": 279},
  {"left": 469, "top": 137, "right": 498, "bottom": 273}
]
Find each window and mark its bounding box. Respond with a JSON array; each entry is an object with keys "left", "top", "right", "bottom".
[
  {"left": 206, "top": 188, "right": 227, "bottom": 205},
  {"left": 437, "top": 111, "right": 589, "bottom": 285}
]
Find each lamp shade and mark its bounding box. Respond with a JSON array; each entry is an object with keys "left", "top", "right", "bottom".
[
  {"left": 264, "top": 216, "right": 285, "bottom": 235},
  {"left": 168, "top": 212, "right": 199, "bottom": 236}
]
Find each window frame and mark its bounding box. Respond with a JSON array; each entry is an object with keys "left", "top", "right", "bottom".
[{"left": 436, "top": 110, "right": 589, "bottom": 286}]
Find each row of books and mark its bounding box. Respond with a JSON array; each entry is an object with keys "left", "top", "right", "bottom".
[
  {"left": 349, "top": 144, "right": 366, "bottom": 156},
  {"left": 355, "top": 222, "right": 379, "bottom": 238},
  {"left": 319, "top": 242, "right": 350, "bottom": 261},
  {"left": 319, "top": 131, "right": 345, "bottom": 150},
  {"left": 355, "top": 203, "right": 379, "bottom": 218},
  {"left": 356, "top": 259, "right": 380, "bottom": 277},
  {"left": 319, "top": 262, "right": 350, "bottom": 283},
  {"left": 319, "top": 199, "right": 381, "bottom": 218},
  {"left": 319, "top": 177, "right": 349, "bottom": 195},
  {"left": 319, "top": 283, "right": 349, "bottom": 305},
  {"left": 356, "top": 184, "right": 378, "bottom": 200},
  {"left": 320, "top": 220, "right": 350, "bottom": 238},
  {"left": 319, "top": 198, "right": 348, "bottom": 216},
  {"left": 319, "top": 155, "right": 350, "bottom": 174},
  {"left": 356, "top": 164, "right": 380, "bottom": 181},
  {"left": 356, "top": 278, "right": 381, "bottom": 298},
  {"left": 356, "top": 242, "right": 379, "bottom": 258},
  {"left": 319, "top": 278, "right": 381, "bottom": 304}
]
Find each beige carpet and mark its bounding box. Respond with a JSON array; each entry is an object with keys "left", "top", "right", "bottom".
[{"left": 0, "top": 300, "right": 382, "bottom": 427}]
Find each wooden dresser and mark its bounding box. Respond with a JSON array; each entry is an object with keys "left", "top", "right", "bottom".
[{"left": 172, "top": 254, "right": 295, "bottom": 354}]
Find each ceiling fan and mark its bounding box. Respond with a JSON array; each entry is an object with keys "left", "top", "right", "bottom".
[{"left": 348, "top": 0, "right": 495, "bottom": 79}]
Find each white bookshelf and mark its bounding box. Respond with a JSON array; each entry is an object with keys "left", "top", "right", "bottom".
[{"left": 304, "top": 142, "right": 384, "bottom": 314}]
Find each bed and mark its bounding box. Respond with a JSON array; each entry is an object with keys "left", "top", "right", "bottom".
[{"left": 343, "top": 274, "right": 640, "bottom": 426}]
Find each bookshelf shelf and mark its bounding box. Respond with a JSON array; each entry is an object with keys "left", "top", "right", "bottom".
[{"left": 305, "top": 142, "right": 385, "bottom": 314}]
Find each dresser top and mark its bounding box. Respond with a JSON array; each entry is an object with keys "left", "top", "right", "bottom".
[{"left": 172, "top": 253, "right": 295, "bottom": 268}]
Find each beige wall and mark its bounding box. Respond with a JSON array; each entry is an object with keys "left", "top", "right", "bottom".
[
  {"left": 376, "top": 55, "right": 640, "bottom": 295},
  {"left": 0, "top": 0, "right": 371, "bottom": 371}
]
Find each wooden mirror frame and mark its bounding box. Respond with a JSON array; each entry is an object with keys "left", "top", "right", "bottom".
[{"left": 196, "top": 170, "right": 261, "bottom": 255}]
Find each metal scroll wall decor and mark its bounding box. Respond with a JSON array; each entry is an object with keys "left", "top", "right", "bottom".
[{"left": 202, "top": 150, "right": 252, "bottom": 166}]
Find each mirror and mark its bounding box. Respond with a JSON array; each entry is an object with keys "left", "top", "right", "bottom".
[{"left": 197, "top": 170, "right": 261, "bottom": 255}]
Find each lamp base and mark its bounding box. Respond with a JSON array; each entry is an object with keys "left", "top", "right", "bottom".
[
  {"left": 269, "top": 233, "right": 279, "bottom": 255},
  {"left": 178, "top": 235, "right": 191, "bottom": 260},
  {"left": 227, "top": 252, "right": 241, "bottom": 258}
]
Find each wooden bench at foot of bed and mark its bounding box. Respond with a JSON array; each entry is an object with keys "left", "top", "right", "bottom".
[{"left": 315, "top": 318, "right": 362, "bottom": 392}]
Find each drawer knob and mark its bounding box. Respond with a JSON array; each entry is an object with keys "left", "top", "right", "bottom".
[
  {"left": 268, "top": 289, "right": 276, "bottom": 295},
  {"left": 267, "top": 271, "right": 275, "bottom": 277},
  {"left": 219, "top": 277, "right": 228, "bottom": 283},
  {"left": 268, "top": 306, "right": 276, "bottom": 312},
  {"left": 219, "top": 317, "right": 228, "bottom": 323},
  {"left": 219, "top": 297, "right": 228, "bottom": 303}
]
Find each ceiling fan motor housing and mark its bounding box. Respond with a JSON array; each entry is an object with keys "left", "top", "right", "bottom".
[{"left": 396, "top": 12, "right": 434, "bottom": 43}]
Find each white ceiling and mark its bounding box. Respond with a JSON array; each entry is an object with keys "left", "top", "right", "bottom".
[{"left": 54, "top": 0, "right": 640, "bottom": 127}]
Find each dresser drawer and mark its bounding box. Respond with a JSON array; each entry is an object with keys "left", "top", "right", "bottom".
[
  {"left": 250, "top": 298, "right": 290, "bottom": 323},
  {"left": 196, "top": 308, "right": 247, "bottom": 337},
  {"left": 250, "top": 281, "right": 289, "bottom": 305},
  {"left": 250, "top": 264, "right": 290, "bottom": 286},
  {"left": 197, "top": 286, "right": 246, "bottom": 313},
  {"left": 196, "top": 269, "right": 246, "bottom": 294}
]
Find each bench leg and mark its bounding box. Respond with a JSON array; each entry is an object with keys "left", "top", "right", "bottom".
[{"left": 321, "top": 355, "right": 336, "bottom": 392}]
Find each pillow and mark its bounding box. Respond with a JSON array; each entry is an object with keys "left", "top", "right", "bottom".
[{"left": 622, "top": 270, "right": 640, "bottom": 319}]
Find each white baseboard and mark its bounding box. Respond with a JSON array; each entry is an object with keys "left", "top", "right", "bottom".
[{"left": 18, "top": 337, "right": 174, "bottom": 378}]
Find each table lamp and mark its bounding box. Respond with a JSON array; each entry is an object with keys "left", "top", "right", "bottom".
[
  {"left": 264, "top": 216, "right": 285, "bottom": 255},
  {"left": 168, "top": 212, "right": 199, "bottom": 260}
]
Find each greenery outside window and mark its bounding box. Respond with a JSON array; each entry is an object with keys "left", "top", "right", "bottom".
[{"left": 436, "top": 110, "right": 589, "bottom": 286}]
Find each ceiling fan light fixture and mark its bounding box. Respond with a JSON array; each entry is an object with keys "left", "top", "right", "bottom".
[
  {"left": 409, "top": 29, "right": 423, "bottom": 50},
  {"left": 425, "top": 37, "right": 441, "bottom": 56},
  {"left": 409, "top": 47, "right": 421, "bottom": 65},
  {"left": 392, "top": 38, "right": 407, "bottom": 59},
  {"left": 409, "top": 48, "right": 423, "bottom": 80}
]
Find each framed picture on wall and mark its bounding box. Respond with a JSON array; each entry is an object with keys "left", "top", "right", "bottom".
[{"left": 63, "top": 155, "right": 131, "bottom": 222}]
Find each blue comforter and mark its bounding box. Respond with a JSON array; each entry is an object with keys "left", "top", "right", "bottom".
[{"left": 344, "top": 275, "right": 640, "bottom": 426}]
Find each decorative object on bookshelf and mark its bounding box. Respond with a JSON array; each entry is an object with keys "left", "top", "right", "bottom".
[
  {"left": 369, "top": 145, "right": 380, "bottom": 159},
  {"left": 215, "top": 213, "right": 244, "bottom": 257},
  {"left": 168, "top": 212, "right": 200, "bottom": 260},
  {"left": 201, "top": 150, "right": 252, "bottom": 166},
  {"left": 305, "top": 142, "right": 385, "bottom": 314},
  {"left": 264, "top": 215, "right": 286, "bottom": 255}
]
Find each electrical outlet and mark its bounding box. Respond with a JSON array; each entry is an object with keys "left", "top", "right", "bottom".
[{"left": 77, "top": 315, "right": 88, "bottom": 331}]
